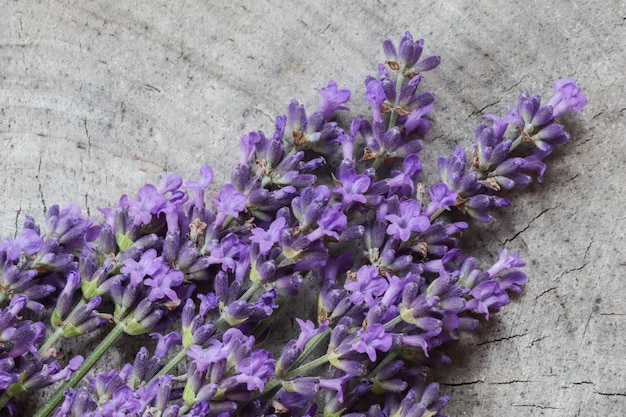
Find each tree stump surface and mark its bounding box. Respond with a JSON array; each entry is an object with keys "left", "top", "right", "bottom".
[{"left": 1, "top": 1, "right": 623, "bottom": 415}]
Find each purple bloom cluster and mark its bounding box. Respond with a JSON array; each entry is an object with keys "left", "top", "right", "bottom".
[
  {"left": 433, "top": 76, "right": 587, "bottom": 223},
  {"left": 0, "top": 203, "right": 102, "bottom": 413},
  {"left": 0, "top": 31, "right": 586, "bottom": 417}
]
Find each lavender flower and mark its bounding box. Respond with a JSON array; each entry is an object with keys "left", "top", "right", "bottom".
[
  {"left": 213, "top": 184, "right": 247, "bottom": 226},
  {"left": 383, "top": 32, "right": 441, "bottom": 75},
  {"left": 44, "top": 203, "right": 100, "bottom": 252},
  {"left": 0, "top": 228, "right": 42, "bottom": 263},
  {"left": 353, "top": 323, "right": 393, "bottom": 362},
  {"left": 184, "top": 165, "right": 214, "bottom": 209},
  {"left": 249, "top": 217, "right": 288, "bottom": 254},
  {"left": 127, "top": 184, "right": 167, "bottom": 226},
  {"left": 332, "top": 168, "right": 371, "bottom": 210},
  {"left": 0, "top": 30, "right": 588, "bottom": 417},
  {"left": 546, "top": 77, "right": 588, "bottom": 118},
  {"left": 314, "top": 80, "right": 351, "bottom": 120},
  {"left": 385, "top": 199, "right": 430, "bottom": 241}
]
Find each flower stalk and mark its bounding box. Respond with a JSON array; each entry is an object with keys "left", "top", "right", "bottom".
[{"left": 0, "top": 31, "right": 587, "bottom": 417}]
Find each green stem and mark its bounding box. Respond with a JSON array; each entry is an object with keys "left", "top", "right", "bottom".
[
  {"left": 372, "top": 66, "right": 407, "bottom": 172},
  {"left": 256, "top": 378, "right": 282, "bottom": 401},
  {"left": 38, "top": 299, "right": 88, "bottom": 356},
  {"left": 251, "top": 297, "right": 285, "bottom": 344},
  {"left": 282, "top": 145, "right": 299, "bottom": 160},
  {"left": 283, "top": 354, "right": 331, "bottom": 380},
  {"left": 179, "top": 403, "right": 192, "bottom": 414},
  {"left": 222, "top": 215, "right": 235, "bottom": 230},
  {"left": 281, "top": 315, "right": 404, "bottom": 382},
  {"left": 387, "top": 67, "right": 406, "bottom": 132},
  {"left": 383, "top": 315, "right": 403, "bottom": 330},
  {"left": 37, "top": 328, "right": 64, "bottom": 357},
  {"left": 239, "top": 282, "right": 260, "bottom": 302},
  {"left": 289, "top": 327, "right": 331, "bottom": 371},
  {"left": 149, "top": 284, "right": 261, "bottom": 385},
  {"left": 32, "top": 322, "right": 126, "bottom": 417},
  {"left": 510, "top": 132, "right": 524, "bottom": 152},
  {"left": 254, "top": 314, "right": 406, "bottom": 406},
  {"left": 367, "top": 350, "right": 398, "bottom": 379},
  {"left": 388, "top": 110, "right": 399, "bottom": 130},
  {"left": 429, "top": 208, "right": 446, "bottom": 224},
  {"left": 371, "top": 154, "right": 386, "bottom": 170},
  {"left": 153, "top": 347, "right": 188, "bottom": 381},
  {"left": 0, "top": 391, "right": 13, "bottom": 411}
]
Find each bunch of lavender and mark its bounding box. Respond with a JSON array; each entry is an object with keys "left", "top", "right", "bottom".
[{"left": 0, "top": 31, "right": 586, "bottom": 417}]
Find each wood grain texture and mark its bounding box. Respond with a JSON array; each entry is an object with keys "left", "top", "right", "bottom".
[{"left": 1, "top": 0, "right": 624, "bottom": 415}]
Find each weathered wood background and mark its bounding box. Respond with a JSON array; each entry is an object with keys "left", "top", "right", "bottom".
[{"left": 1, "top": 1, "right": 624, "bottom": 415}]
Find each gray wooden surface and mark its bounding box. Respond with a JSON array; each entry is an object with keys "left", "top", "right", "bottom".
[{"left": 1, "top": 1, "right": 624, "bottom": 415}]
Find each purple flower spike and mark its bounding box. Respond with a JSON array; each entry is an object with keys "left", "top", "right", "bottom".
[
  {"left": 5, "top": 310, "right": 45, "bottom": 358},
  {"left": 315, "top": 80, "right": 351, "bottom": 120},
  {"left": 1, "top": 294, "right": 28, "bottom": 331},
  {"left": 61, "top": 296, "right": 106, "bottom": 337},
  {"left": 397, "top": 32, "right": 424, "bottom": 69},
  {"left": 534, "top": 123, "right": 570, "bottom": 151},
  {"left": 52, "top": 270, "right": 81, "bottom": 323},
  {"left": 20, "top": 355, "right": 84, "bottom": 393},
  {"left": 546, "top": 77, "right": 588, "bottom": 118},
  {"left": 44, "top": 203, "right": 100, "bottom": 252},
  {"left": 384, "top": 31, "right": 441, "bottom": 75},
  {"left": 438, "top": 146, "right": 481, "bottom": 197}
]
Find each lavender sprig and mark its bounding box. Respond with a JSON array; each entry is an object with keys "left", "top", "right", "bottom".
[{"left": 0, "top": 30, "right": 587, "bottom": 417}]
